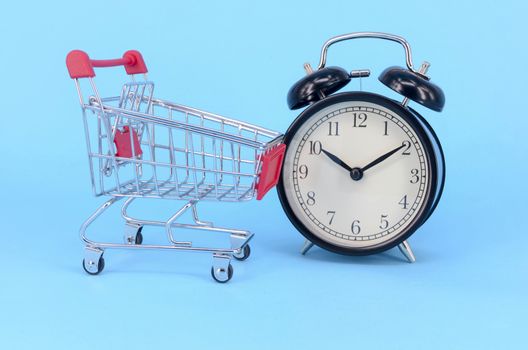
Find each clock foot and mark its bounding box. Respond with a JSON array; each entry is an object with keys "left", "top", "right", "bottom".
[
  {"left": 398, "top": 240, "right": 416, "bottom": 263},
  {"left": 300, "top": 240, "right": 314, "bottom": 255}
]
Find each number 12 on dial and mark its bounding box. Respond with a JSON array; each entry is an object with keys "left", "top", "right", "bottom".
[
  {"left": 278, "top": 93, "right": 444, "bottom": 256},
  {"left": 279, "top": 32, "right": 445, "bottom": 259}
]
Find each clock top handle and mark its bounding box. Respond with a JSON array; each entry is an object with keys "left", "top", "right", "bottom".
[
  {"left": 316, "top": 32, "right": 445, "bottom": 112},
  {"left": 317, "top": 32, "right": 418, "bottom": 74}
]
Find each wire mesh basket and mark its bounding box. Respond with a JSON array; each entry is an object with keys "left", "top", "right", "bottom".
[{"left": 67, "top": 49, "right": 285, "bottom": 282}]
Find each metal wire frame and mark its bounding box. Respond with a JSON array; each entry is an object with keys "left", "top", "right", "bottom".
[
  {"left": 73, "top": 71, "right": 283, "bottom": 281},
  {"left": 76, "top": 78, "right": 282, "bottom": 203}
]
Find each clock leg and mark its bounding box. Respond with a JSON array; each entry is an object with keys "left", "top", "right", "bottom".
[
  {"left": 398, "top": 240, "right": 416, "bottom": 263},
  {"left": 300, "top": 240, "right": 314, "bottom": 255}
]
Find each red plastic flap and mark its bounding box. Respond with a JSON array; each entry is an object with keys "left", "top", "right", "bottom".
[
  {"left": 122, "top": 50, "right": 148, "bottom": 75},
  {"left": 66, "top": 50, "right": 95, "bottom": 78},
  {"left": 256, "top": 143, "right": 286, "bottom": 200},
  {"left": 66, "top": 50, "right": 148, "bottom": 79},
  {"left": 114, "top": 126, "right": 143, "bottom": 158}
]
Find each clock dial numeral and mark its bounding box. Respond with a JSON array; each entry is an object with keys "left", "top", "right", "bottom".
[
  {"left": 351, "top": 220, "right": 361, "bottom": 235},
  {"left": 410, "top": 168, "right": 419, "bottom": 184},
  {"left": 328, "top": 121, "right": 339, "bottom": 136},
  {"left": 284, "top": 102, "right": 430, "bottom": 248},
  {"left": 402, "top": 140, "right": 411, "bottom": 155},
  {"left": 353, "top": 113, "right": 368, "bottom": 128},
  {"left": 306, "top": 191, "right": 316, "bottom": 206},
  {"left": 308, "top": 141, "right": 322, "bottom": 155},
  {"left": 327, "top": 211, "right": 336, "bottom": 225},
  {"left": 379, "top": 214, "right": 389, "bottom": 229},
  {"left": 399, "top": 195, "right": 409, "bottom": 209},
  {"left": 298, "top": 164, "right": 308, "bottom": 179}
]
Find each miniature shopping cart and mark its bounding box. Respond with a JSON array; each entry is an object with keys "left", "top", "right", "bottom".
[{"left": 66, "top": 50, "right": 285, "bottom": 282}]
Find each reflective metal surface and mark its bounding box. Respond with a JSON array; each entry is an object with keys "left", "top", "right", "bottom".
[
  {"left": 72, "top": 70, "right": 283, "bottom": 282},
  {"left": 317, "top": 32, "right": 418, "bottom": 73},
  {"left": 398, "top": 240, "right": 416, "bottom": 263}
]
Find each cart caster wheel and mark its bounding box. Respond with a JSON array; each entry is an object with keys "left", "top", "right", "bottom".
[
  {"left": 124, "top": 224, "right": 143, "bottom": 245},
  {"left": 82, "top": 256, "right": 105, "bottom": 275},
  {"left": 233, "top": 245, "right": 251, "bottom": 261},
  {"left": 211, "top": 263, "right": 233, "bottom": 283},
  {"left": 135, "top": 227, "right": 143, "bottom": 245}
]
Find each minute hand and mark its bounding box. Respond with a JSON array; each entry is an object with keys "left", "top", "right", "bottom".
[{"left": 361, "top": 144, "right": 406, "bottom": 173}]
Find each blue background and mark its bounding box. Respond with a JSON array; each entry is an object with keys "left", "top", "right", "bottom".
[{"left": 1, "top": 0, "right": 526, "bottom": 348}]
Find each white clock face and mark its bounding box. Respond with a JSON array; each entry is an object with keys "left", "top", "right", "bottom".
[{"left": 281, "top": 98, "right": 432, "bottom": 250}]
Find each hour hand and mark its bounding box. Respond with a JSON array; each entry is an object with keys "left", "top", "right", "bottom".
[{"left": 321, "top": 148, "right": 353, "bottom": 172}]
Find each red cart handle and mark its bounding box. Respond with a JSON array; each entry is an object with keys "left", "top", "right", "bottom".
[{"left": 66, "top": 50, "right": 148, "bottom": 79}]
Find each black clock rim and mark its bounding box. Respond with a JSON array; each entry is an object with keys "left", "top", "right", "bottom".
[
  {"left": 276, "top": 91, "right": 439, "bottom": 256},
  {"left": 408, "top": 106, "right": 446, "bottom": 221}
]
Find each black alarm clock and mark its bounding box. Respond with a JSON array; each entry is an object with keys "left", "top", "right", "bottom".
[{"left": 277, "top": 32, "right": 445, "bottom": 262}]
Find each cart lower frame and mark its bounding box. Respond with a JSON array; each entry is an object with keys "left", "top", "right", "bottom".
[{"left": 81, "top": 196, "right": 254, "bottom": 282}]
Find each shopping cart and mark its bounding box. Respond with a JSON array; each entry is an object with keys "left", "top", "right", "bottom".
[{"left": 66, "top": 50, "right": 285, "bottom": 282}]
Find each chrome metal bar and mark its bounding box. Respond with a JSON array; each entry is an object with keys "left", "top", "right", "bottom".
[
  {"left": 317, "top": 32, "right": 417, "bottom": 72},
  {"left": 143, "top": 123, "right": 160, "bottom": 195},
  {"left": 85, "top": 104, "right": 274, "bottom": 149},
  {"left": 200, "top": 114, "right": 206, "bottom": 184},
  {"left": 80, "top": 197, "right": 123, "bottom": 246},
  {"left": 91, "top": 78, "right": 123, "bottom": 194},
  {"left": 127, "top": 117, "right": 141, "bottom": 194},
  {"left": 74, "top": 79, "right": 84, "bottom": 106},
  {"left": 212, "top": 138, "right": 219, "bottom": 199},
  {"left": 149, "top": 98, "right": 281, "bottom": 138},
  {"left": 191, "top": 203, "right": 212, "bottom": 226},
  {"left": 167, "top": 108, "right": 180, "bottom": 196},
  {"left": 230, "top": 142, "right": 239, "bottom": 196},
  {"left": 89, "top": 153, "right": 257, "bottom": 177},
  {"left": 165, "top": 200, "right": 194, "bottom": 246},
  {"left": 121, "top": 198, "right": 251, "bottom": 235},
  {"left": 81, "top": 109, "right": 97, "bottom": 195},
  {"left": 184, "top": 112, "right": 190, "bottom": 181},
  {"left": 188, "top": 132, "right": 200, "bottom": 198}
]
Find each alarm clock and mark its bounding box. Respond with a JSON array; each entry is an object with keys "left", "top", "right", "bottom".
[{"left": 277, "top": 32, "right": 445, "bottom": 262}]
